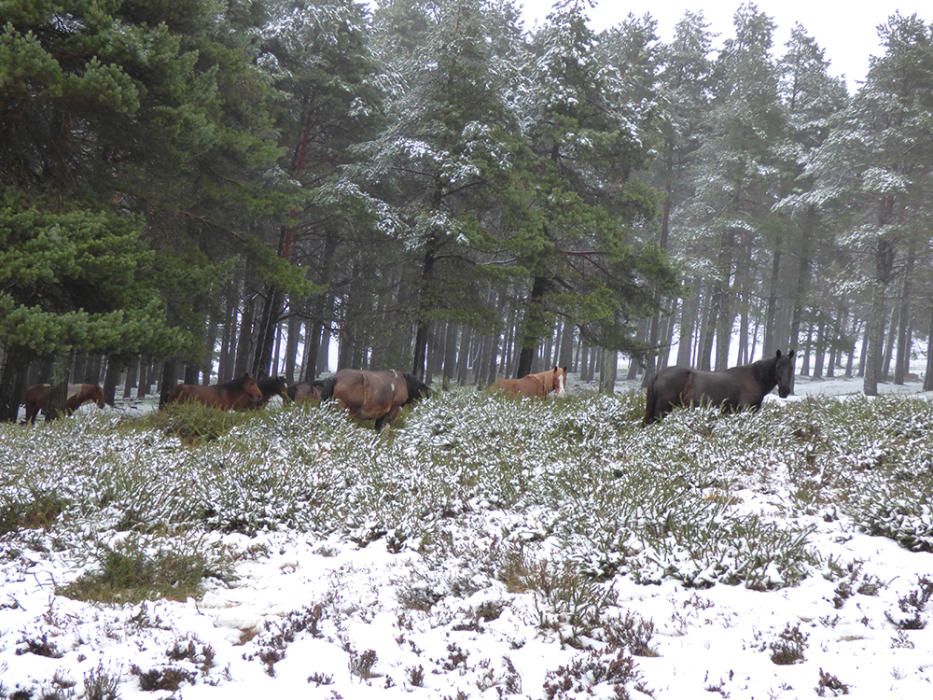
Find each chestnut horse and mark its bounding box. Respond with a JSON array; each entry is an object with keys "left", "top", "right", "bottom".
[
  {"left": 165, "top": 373, "right": 263, "bottom": 411},
  {"left": 319, "top": 369, "right": 431, "bottom": 430},
  {"left": 23, "top": 383, "right": 106, "bottom": 424},
  {"left": 493, "top": 366, "right": 567, "bottom": 399},
  {"left": 644, "top": 350, "right": 796, "bottom": 424}
]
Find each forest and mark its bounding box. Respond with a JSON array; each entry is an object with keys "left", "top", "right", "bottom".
[{"left": 1, "top": 0, "right": 931, "bottom": 420}]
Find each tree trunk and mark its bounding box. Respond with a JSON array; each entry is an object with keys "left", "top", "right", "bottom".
[
  {"left": 763, "top": 243, "right": 782, "bottom": 355},
  {"left": 137, "top": 357, "right": 150, "bottom": 399},
  {"left": 789, "top": 207, "right": 815, "bottom": 358},
  {"left": 234, "top": 292, "right": 256, "bottom": 378},
  {"left": 0, "top": 347, "right": 28, "bottom": 422},
  {"left": 123, "top": 355, "right": 138, "bottom": 399},
  {"left": 800, "top": 322, "right": 813, "bottom": 376},
  {"left": 864, "top": 200, "right": 896, "bottom": 395},
  {"left": 202, "top": 311, "right": 219, "bottom": 385},
  {"left": 516, "top": 276, "right": 548, "bottom": 378},
  {"left": 103, "top": 355, "right": 124, "bottom": 406},
  {"left": 284, "top": 307, "right": 301, "bottom": 383},
  {"left": 599, "top": 347, "right": 617, "bottom": 394},
  {"left": 412, "top": 224, "right": 441, "bottom": 380},
  {"left": 696, "top": 284, "right": 715, "bottom": 370},
  {"left": 677, "top": 278, "right": 699, "bottom": 367},
  {"left": 713, "top": 230, "right": 737, "bottom": 371},
  {"left": 813, "top": 316, "right": 826, "bottom": 379},
  {"left": 881, "top": 308, "right": 898, "bottom": 382},
  {"left": 893, "top": 238, "right": 917, "bottom": 385},
  {"left": 924, "top": 306, "right": 933, "bottom": 391}
]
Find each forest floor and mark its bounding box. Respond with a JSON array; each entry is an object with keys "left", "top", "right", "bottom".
[{"left": 1, "top": 374, "right": 932, "bottom": 700}]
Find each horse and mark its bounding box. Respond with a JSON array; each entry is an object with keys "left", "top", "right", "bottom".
[
  {"left": 22, "top": 383, "right": 107, "bottom": 424},
  {"left": 288, "top": 380, "right": 327, "bottom": 404},
  {"left": 492, "top": 366, "right": 567, "bottom": 399},
  {"left": 643, "top": 350, "right": 796, "bottom": 425},
  {"left": 255, "top": 376, "right": 290, "bottom": 407},
  {"left": 320, "top": 369, "right": 431, "bottom": 430},
  {"left": 165, "top": 373, "right": 263, "bottom": 411}
]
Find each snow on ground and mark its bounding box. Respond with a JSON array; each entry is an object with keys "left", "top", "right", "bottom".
[{"left": 1, "top": 374, "right": 931, "bottom": 700}]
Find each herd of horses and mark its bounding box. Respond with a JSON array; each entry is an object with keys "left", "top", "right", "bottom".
[{"left": 20, "top": 351, "right": 796, "bottom": 430}]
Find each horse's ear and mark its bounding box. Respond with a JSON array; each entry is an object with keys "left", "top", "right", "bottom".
[
  {"left": 553, "top": 366, "right": 558, "bottom": 372},
  {"left": 788, "top": 349, "right": 795, "bottom": 359},
  {"left": 775, "top": 349, "right": 782, "bottom": 358}
]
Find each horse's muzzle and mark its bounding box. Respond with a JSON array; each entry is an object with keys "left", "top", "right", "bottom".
[{"left": 778, "top": 389, "right": 790, "bottom": 398}]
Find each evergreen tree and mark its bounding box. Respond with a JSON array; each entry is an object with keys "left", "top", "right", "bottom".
[{"left": 805, "top": 13, "right": 932, "bottom": 394}]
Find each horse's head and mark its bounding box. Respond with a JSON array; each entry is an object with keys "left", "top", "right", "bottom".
[
  {"left": 551, "top": 366, "right": 567, "bottom": 396},
  {"left": 261, "top": 376, "right": 290, "bottom": 402},
  {"left": 403, "top": 374, "right": 431, "bottom": 403},
  {"left": 242, "top": 374, "right": 264, "bottom": 405},
  {"left": 93, "top": 384, "right": 106, "bottom": 408},
  {"left": 774, "top": 350, "right": 795, "bottom": 398}
]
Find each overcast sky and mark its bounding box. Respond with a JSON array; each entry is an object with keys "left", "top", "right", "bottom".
[{"left": 519, "top": 0, "right": 929, "bottom": 90}]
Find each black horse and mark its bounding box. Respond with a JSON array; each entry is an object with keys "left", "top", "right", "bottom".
[
  {"left": 255, "top": 376, "right": 290, "bottom": 407},
  {"left": 644, "top": 350, "right": 796, "bottom": 424}
]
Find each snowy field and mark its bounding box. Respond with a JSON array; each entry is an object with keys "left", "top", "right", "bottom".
[{"left": 1, "top": 374, "right": 932, "bottom": 700}]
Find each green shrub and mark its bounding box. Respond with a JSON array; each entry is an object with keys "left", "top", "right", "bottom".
[{"left": 59, "top": 536, "right": 229, "bottom": 603}]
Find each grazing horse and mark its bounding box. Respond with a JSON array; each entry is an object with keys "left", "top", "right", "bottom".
[
  {"left": 643, "top": 350, "right": 796, "bottom": 425},
  {"left": 493, "top": 366, "right": 567, "bottom": 399},
  {"left": 320, "top": 369, "right": 431, "bottom": 430},
  {"left": 165, "top": 373, "right": 263, "bottom": 411},
  {"left": 288, "top": 380, "right": 327, "bottom": 404},
  {"left": 23, "top": 383, "right": 106, "bottom": 424},
  {"left": 255, "top": 376, "right": 290, "bottom": 407}
]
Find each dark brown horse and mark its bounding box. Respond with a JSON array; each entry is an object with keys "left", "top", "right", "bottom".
[
  {"left": 255, "top": 376, "right": 290, "bottom": 407},
  {"left": 165, "top": 374, "right": 263, "bottom": 411},
  {"left": 493, "top": 366, "right": 567, "bottom": 399},
  {"left": 23, "top": 383, "right": 107, "bottom": 424},
  {"left": 644, "top": 350, "right": 796, "bottom": 424},
  {"left": 320, "top": 369, "right": 431, "bottom": 430}
]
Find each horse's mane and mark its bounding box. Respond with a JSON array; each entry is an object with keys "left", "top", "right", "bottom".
[
  {"left": 221, "top": 374, "right": 254, "bottom": 391},
  {"left": 749, "top": 355, "right": 778, "bottom": 385}
]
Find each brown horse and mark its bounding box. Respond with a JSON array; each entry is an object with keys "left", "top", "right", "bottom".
[
  {"left": 644, "top": 350, "right": 796, "bottom": 424},
  {"left": 320, "top": 369, "right": 431, "bottom": 430},
  {"left": 23, "top": 383, "right": 106, "bottom": 424},
  {"left": 165, "top": 374, "right": 263, "bottom": 411},
  {"left": 288, "top": 381, "right": 325, "bottom": 404},
  {"left": 255, "top": 376, "right": 290, "bottom": 407},
  {"left": 493, "top": 366, "right": 567, "bottom": 399}
]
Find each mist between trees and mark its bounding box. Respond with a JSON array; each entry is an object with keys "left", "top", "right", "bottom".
[{"left": 1, "top": 1, "right": 930, "bottom": 420}]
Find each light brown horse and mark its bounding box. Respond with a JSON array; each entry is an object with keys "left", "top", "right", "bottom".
[
  {"left": 165, "top": 374, "right": 263, "bottom": 411},
  {"left": 320, "top": 369, "right": 431, "bottom": 430},
  {"left": 493, "top": 366, "right": 567, "bottom": 399},
  {"left": 23, "top": 383, "right": 106, "bottom": 424}
]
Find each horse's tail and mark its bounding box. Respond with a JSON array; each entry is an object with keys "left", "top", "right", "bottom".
[
  {"left": 644, "top": 372, "right": 658, "bottom": 425},
  {"left": 316, "top": 377, "right": 336, "bottom": 402}
]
